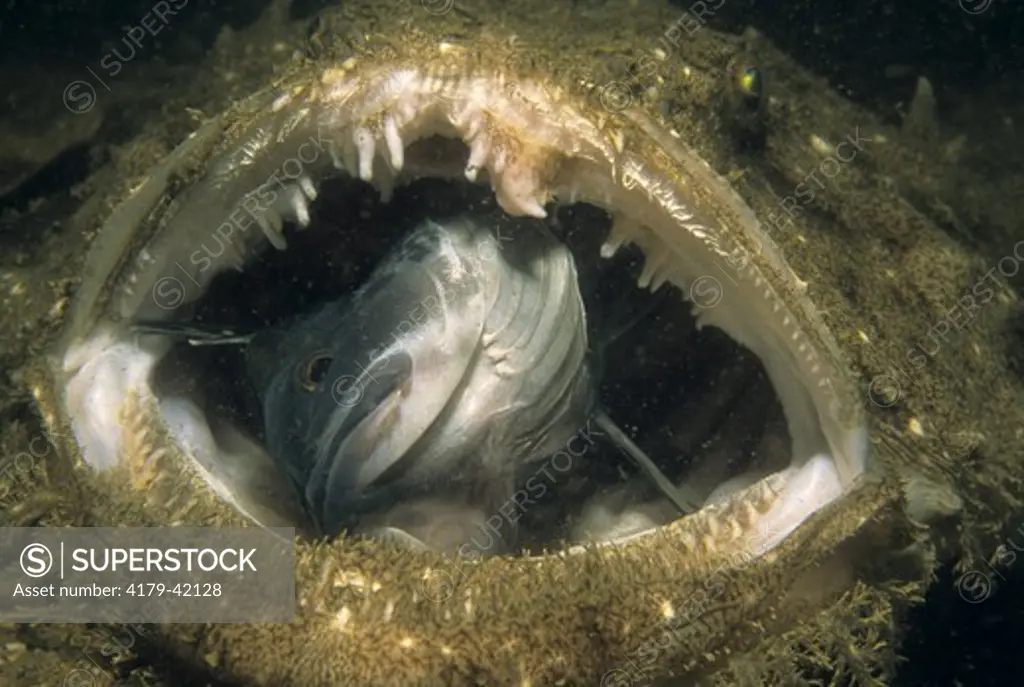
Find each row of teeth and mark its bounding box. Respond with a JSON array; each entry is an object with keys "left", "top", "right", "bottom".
[
  {"left": 254, "top": 171, "right": 679, "bottom": 296},
  {"left": 246, "top": 113, "right": 675, "bottom": 294},
  {"left": 602, "top": 215, "right": 683, "bottom": 293},
  {"left": 252, "top": 178, "right": 319, "bottom": 250}
]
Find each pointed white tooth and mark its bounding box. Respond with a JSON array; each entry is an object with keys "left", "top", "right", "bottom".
[
  {"left": 257, "top": 211, "right": 287, "bottom": 250},
  {"left": 330, "top": 141, "right": 358, "bottom": 177},
  {"left": 649, "top": 264, "right": 672, "bottom": 292},
  {"left": 291, "top": 188, "right": 311, "bottom": 227},
  {"left": 465, "top": 133, "right": 489, "bottom": 182},
  {"left": 638, "top": 253, "right": 669, "bottom": 290},
  {"left": 268, "top": 210, "right": 282, "bottom": 229},
  {"left": 515, "top": 195, "right": 547, "bottom": 218},
  {"left": 638, "top": 258, "right": 657, "bottom": 289},
  {"left": 383, "top": 117, "right": 404, "bottom": 172},
  {"left": 600, "top": 216, "right": 636, "bottom": 259},
  {"left": 465, "top": 115, "right": 483, "bottom": 141},
  {"left": 354, "top": 127, "right": 375, "bottom": 181},
  {"left": 494, "top": 175, "right": 547, "bottom": 219},
  {"left": 527, "top": 199, "right": 547, "bottom": 218},
  {"left": 299, "top": 176, "right": 317, "bottom": 201}
]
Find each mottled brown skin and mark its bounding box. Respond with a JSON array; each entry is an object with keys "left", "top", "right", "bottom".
[{"left": 1, "top": 1, "right": 1021, "bottom": 685}]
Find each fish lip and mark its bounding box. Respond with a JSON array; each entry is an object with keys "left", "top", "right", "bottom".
[{"left": 53, "top": 50, "right": 870, "bottom": 559}]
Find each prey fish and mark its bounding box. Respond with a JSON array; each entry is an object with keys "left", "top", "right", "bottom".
[{"left": 242, "top": 216, "right": 593, "bottom": 541}]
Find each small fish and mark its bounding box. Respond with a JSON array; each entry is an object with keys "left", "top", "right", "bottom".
[
  {"left": 727, "top": 59, "right": 763, "bottom": 105},
  {"left": 244, "top": 216, "right": 594, "bottom": 538},
  {"left": 723, "top": 37, "right": 768, "bottom": 148}
]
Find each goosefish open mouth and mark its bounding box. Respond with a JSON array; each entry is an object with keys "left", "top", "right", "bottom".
[{"left": 56, "top": 43, "right": 869, "bottom": 562}]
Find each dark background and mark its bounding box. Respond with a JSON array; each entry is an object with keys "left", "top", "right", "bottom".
[
  {"left": 1, "top": 0, "right": 1023, "bottom": 684},
  {"left": 2, "top": 0, "right": 1022, "bottom": 110}
]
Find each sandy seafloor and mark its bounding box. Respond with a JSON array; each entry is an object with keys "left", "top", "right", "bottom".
[{"left": 1, "top": 0, "right": 1023, "bottom": 684}]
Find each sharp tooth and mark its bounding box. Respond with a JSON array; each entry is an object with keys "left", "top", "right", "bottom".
[
  {"left": 465, "top": 115, "right": 483, "bottom": 141},
  {"left": 299, "top": 176, "right": 317, "bottom": 201},
  {"left": 256, "top": 211, "right": 287, "bottom": 250},
  {"left": 649, "top": 263, "right": 673, "bottom": 292},
  {"left": 636, "top": 243, "right": 677, "bottom": 291},
  {"left": 494, "top": 171, "right": 547, "bottom": 219},
  {"left": 465, "top": 132, "right": 489, "bottom": 182},
  {"left": 329, "top": 141, "right": 359, "bottom": 178},
  {"left": 383, "top": 116, "right": 404, "bottom": 172},
  {"left": 638, "top": 253, "right": 674, "bottom": 291},
  {"left": 600, "top": 216, "right": 638, "bottom": 259},
  {"left": 354, "top": 127, "right": 375, "bottom": 181},
  {"left": 290, "top": 188, "right": 311, "bottom": 227},
  {"left": 638, "top": 255, "right": 659, "bottom": 289},
  {"left": 510, "top": 194, "right": 546, "bottom": 219}
]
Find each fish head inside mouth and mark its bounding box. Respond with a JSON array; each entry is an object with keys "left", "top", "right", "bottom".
[
  {"left": 240, "top": 215, "right": 594, "bottom": 540},
  {"left": 47, "top": 33, "right": 888, "bottom": 682}
]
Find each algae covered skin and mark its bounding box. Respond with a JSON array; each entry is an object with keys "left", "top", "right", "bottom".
[{"left": 2, "top": 0, "right": 1022, "bottom": 685}]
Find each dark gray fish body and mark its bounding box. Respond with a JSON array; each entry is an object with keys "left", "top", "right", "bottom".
[{"left": 247, "top": 217, "right": 593, "bottom": 536}]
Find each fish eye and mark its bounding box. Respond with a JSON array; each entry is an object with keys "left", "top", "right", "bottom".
[{"left": 298, "top": 353, "right": 334, "bottom": 391}]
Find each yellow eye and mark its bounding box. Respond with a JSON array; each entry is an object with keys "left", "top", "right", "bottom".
[
  {"left": 734, "top": 64, "right": 761, "bottom": 99},
  {"left": 740, "top": 69, "right": 757, "bottom": 93},
  {"left": 297, "top": 353, "right": 334, "bottom": 391}
]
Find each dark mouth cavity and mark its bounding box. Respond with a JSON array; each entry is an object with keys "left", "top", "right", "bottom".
[{"left": 147, "top": 174, "right": 790, "bottom": 551}]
